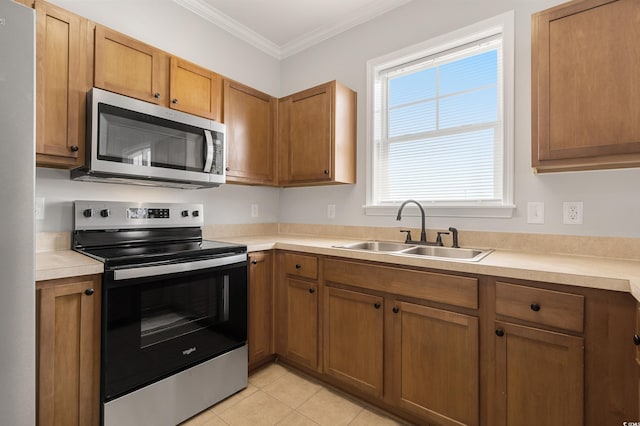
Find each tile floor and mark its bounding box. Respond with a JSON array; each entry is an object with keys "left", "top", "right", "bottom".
[{"left": 180, "top": 362, "right": 409, "bottom": 426}]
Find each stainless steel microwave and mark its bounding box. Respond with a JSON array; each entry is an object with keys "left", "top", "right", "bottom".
[{"left": 71, "top": 88, "right": 225, "bottom": 189}]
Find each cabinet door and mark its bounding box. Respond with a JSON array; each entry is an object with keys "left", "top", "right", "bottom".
[
  {"left": 223, "top": 79, "right": 277, "bottom": 185},
  {"left": 170, "top": 57, "right": 222, "bottom": 121},
  {"left": 494, "top": 321, "right": 583, "bottom": 426},
  {"left": 390, "top": 301, "right": 479, "bottom": 426},
  {"left": 532, "top": 0, "right": 640, "bottom": 172},
  {"left": 324, "top": 287, "right": 383, "bottom": 398},
  {"left": 284, "top": 278, "right": 319, "bottom": 369},
  {"left": 248, "top": 251, "right": 273, "bottom": 368},
  {"left": 35, "top": 0, "right": 90, "bottom": 168},
  {"left": 279, "top": 83, "right": 333, "bottom": 183},
  {"left": 37, "top": 276, "right": 101, "bottom": 426},
  {"left": 94, "top": 25, "right": 168, "bottom": 104}
]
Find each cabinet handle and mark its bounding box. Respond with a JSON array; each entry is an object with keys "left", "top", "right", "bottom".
[
  {"left": 323, "top": 169, "right": 329, "bottom": 175},
  {"left": 153, "top": 92, "right": 161, "bottom": 99},
  {"left": 70, "top": 145, "right": 79, "bottom": 152},
  {"left": 225, "top": 167, "right": 230, "bottom": 172},
  {"left": 530, "top": 303, "right": 541, "bottom": 312},
  {"left": 634, "top": 335, "right": 640, "bottom": 346},
  {"left": 84, "top": 288, "right": 95, "bottom": 296},
  {"left": 251, "top": 259, "right": 258, "bottom": 265},
  {"left": 392, "top": 306, "right": 399, "bottom": 314},
  {"left": 295, "top": 264, "right": 301, "bottom": 269},
  {"left": 309, "top": 288, "right": 315, "bottom": 294},
  {"left": 495, "top": 329, "right": 505, "bottom": 337},
  {"left": 374, "top": 303, "right": 381, "bottom": 309},
  {"left": 172, "top": 98, "right": 179, "bottom": 104}
]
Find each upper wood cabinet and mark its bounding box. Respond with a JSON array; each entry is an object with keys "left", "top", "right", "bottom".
[
  {"left": 532, "top": 0, "right": 640, "bottom": 172},
  {"left": 94, "top": 25, "right": 169, "bottom": 105},
  {"left": 34, "top": 0, "right": 92, "bottom": 168},
  {"left": 278, "top": 81, "right": 356, "bottom": 186},
  {"left": 223, "top": 79, "right": 277, "bottom": 185},
  {"left": 170, "top": 57, "right": 222, "bottom": 121}
]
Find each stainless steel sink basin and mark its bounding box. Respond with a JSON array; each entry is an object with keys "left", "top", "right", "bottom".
[{"left": 333, "top": 240, "right": 492, "bottom": 262}]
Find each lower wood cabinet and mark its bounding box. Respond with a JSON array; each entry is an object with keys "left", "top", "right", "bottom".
[
  {"left": 36, "top": 274, "right": 101, "bottom": 426},
  {"left": 247, "top": 251, "right": 274, "bottom": 369}
]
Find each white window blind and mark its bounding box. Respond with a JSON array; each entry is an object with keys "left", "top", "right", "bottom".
[{"left": 367, "top": 12, "right": 514, "bottom": 217}]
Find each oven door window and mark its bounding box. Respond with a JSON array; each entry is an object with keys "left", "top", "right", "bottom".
[{"left": 103, "top": 263, "right": 247, "bottom": 401}]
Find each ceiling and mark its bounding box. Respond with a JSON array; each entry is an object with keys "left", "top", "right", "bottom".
[{"left": 172, "top": 0, "right": 412, "bottom": 59}]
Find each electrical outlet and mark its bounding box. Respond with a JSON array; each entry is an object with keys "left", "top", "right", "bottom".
[
  {"left": 250, "top": 204, "right": 259, "bottom": 218},
  {"left": 527, "top": 202, "right": 544, "bottom": 224},
  {"left": 563, "top": 201, "right": 583, "bottom": 225},
  {"left": 327, "top": 204, "right": 336, "bottom": 219}
]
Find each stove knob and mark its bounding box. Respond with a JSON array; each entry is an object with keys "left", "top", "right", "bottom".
[
  {"left": 100, "top": 209, "right": 110, "bottom": 218},
  {"left": 181, "top": 210, "right": 189, "bottom": 217},
  {"left": 192, "top": 210, "right": 200, "bottom": 217},
  {"left": 82, "top": 208, "right": 93, "bottom": 218}
]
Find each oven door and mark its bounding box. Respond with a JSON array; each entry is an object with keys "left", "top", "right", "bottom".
[{"left": 102, "top": 254, "right": 247, "bottom": 401}]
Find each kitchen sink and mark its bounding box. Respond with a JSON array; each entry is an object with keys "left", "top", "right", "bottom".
[{"left": 333, "top": 241, "right": 493, "bottom": 262}]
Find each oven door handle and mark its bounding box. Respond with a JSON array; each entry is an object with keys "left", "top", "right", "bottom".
[{"left": 113, "top": 253, "right": 247, "bottom": 281}]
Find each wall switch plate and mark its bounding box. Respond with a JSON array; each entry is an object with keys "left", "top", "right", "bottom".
[
  {"left": 527, "top": 202, "right": 544, "bottom": 224},
  {"left": 563, "top": 201, "right": 583, "bottom": 225},
  {"left": 35, "top": 197, "right": 44, "bottom": 220},
  {"left": 327, "top": 204, "right": 336, "bottom": 219},
  {"left": 250, "top": 203, "right": 259, "bottom": 218}
]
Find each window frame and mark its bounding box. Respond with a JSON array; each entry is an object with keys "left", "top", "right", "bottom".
[{"left": 365, "top": 11, "right": 515, "bottom": 218}]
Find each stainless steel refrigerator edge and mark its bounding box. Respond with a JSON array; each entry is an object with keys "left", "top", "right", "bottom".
[{"left": 0, "top": 1, "right": 36, "bottom": 425}]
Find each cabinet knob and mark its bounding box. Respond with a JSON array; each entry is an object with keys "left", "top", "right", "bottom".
[
  {"left": 495, "top": 329, "right": 505, "bottom": 337},
  {"left": 392, "top": 306, "right": 399, "bottom": 314},
  {"left": 309, "top": 288, "right": 315, "bottom": 294},
  {"left": 251, "top": 259, "right": 258, "bottom": 265},
  {"left": 295, "top": 263, "right": 301, "bottom": 269},
  {"left": 225, "top": 167, "right": 230, "bottom": 172},
  {"left": 172, "top": 98, "right": 179, "bottom": 104},
  {"left": 530, "top": 303, "right": 541, "bottom": 312},
  {"left": 323, "top": 169, "right": 329, "bottom": 175},
  {"left": 70, "top": 145, "right": 79, "bottom": 152},
  {"left": 374, "top": 303, "right": 381, "bottom": 309},
  {"left": 84, "top": 288, "right": 95, "bottom": 296},
  {"left": 634, "top": 335, "right": 640, "bottom": 346},
  {"left": 153, "top": 92, "right": 161, "bottom": 99}
]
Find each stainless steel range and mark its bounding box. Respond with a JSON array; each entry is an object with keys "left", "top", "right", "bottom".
[{"left": 73, "top": 201, "right": 248, "bottom": 426}]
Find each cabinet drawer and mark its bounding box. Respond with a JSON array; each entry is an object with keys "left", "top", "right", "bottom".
[
  {"left": 283, "top": 253, "right": 318, "bottom": 280},
  {"left": 495, "top": 282, "right": 584, "bottom": 333}
]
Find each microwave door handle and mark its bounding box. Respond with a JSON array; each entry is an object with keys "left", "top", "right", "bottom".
[{"left": 203, "top": 130, "right": 214, "bottom": 173}]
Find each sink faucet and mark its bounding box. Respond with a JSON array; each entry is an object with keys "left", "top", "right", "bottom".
[{"left": 396, "top": 200, "right": 427, "bottom": 243}]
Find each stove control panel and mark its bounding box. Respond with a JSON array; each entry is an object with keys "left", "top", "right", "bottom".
[{"left": 74, "top": 201, "right": 204, "bottom": 230}]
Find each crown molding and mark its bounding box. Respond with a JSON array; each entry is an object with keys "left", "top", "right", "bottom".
[{"left": 173, "top": 0, "right": 412, "bottom": 60}]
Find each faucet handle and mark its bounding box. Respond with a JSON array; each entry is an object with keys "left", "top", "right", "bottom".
[
  {"left": 436, "top": 231, "right": 450, "bottom": 246},
  {"left": 400, "top": 229, "right": 412, "bottom": 243}
]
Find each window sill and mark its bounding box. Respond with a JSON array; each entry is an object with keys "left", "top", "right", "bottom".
[{"left": 363, "top": 204, "right": 515, "bottom": 218}]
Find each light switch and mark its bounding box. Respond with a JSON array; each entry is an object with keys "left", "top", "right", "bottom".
[{"left": 527, "top": 202, "right": 544, "bottom": 224}]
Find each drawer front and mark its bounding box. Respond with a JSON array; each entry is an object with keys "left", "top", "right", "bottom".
[
  {"left": 324, "top": 258, "right": 478, "bottom": 309},
  {"left": 283, "top": 253, "right": 318, "bottom": 280},
  {"left": 495, "top": 282, "right": 584, "bottom": 333}
]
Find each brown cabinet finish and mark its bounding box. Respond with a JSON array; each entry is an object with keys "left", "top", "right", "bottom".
[
  {"left": 532, "top": 0, "right": 640, "bottom": 172},
  {"left": 324, "top": 287, "right": 384, "bottom": 398},
  {"left": 278, "top": 81, "right": 356, "bottom": 186},
  {"left": 94, "top": 25, "right": 169, "bottom": 105},
  {"left": 494, "top": 321, "right": 584, "bottom": 426},
  {"left": 223, "top": 80, "right": 277, "bottom": 185},
  {"left": 390, "top": 302, "right": 479, "bottom": 426},
  {"left": 248, "top": 251, "right": 274, "bottom": 369},
  {"left": 36, "top": 275, "right": 101, "bottom": 426},
  {"left": 282, "top": 252, "right": 318, "bottom": 280},
  {"left": 170, "top": 57, "right": 222, "bottom": 121},
  {"left": 34, "top": 0, "right": 92, "bottom": 168}
]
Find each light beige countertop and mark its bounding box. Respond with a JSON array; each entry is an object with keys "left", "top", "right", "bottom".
[{"left": 35, "top": 233, "right": 640, "bottom": 303}]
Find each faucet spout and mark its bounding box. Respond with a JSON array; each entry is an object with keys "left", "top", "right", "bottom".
[{"left": 396, "top": 199, "right": 427, "bottom": 243}]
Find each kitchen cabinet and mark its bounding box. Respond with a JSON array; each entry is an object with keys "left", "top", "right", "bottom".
[
  {"left": 169, "top": 57, "right": 222, "bottom": 121},
  {"left": 36, "top": 274, "right": 101, "bottom": 426},
  {"left": 34, "top": 0, "right": 92, "bottom": 168},
  {"left": 223, "top": 79, "right": 277, "bottom": 185},
  {"left": 278, "top": 81, "right": 356, "bottom": 186},
  {"left": 94, "top": 25, "right": 169, "bottom": 105},
  {"left": 324, "top": 286, "right": 384, "bottom": 398},
  {"left": 636, "top": 302, "right": 640, "bottom": 415},
  {"left": 532, "top": 0, "right": 640, "bottom": 172},
  {"left": 247, "top": 251, "right": 274, "bottom": 369},
  {"left": 275, "top": 252, "right": 321, "bottom": 371}
]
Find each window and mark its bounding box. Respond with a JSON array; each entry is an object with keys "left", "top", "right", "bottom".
[{"left": 366, "top": 12, "right": 514, "bottom": 218}]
